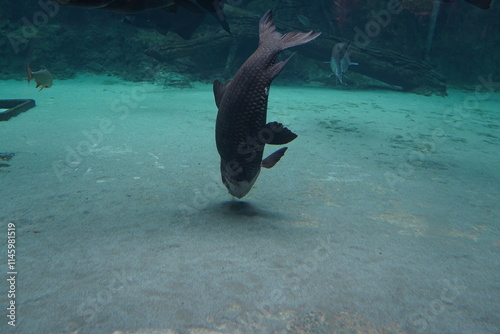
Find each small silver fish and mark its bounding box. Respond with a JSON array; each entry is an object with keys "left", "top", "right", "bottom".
[
  {"left": 327, "top": 42, "right": 358, "bottom": 84},
  {"left": 27, "top": 64, "right": 53, "bottom": 91}
]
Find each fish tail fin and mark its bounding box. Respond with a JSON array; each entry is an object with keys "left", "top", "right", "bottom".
[
  {"left": 259, "top": 10, "right": 321, "bottom": 51},
  {"left": 26, "top": 64, "right": 32, "bottom": 85}
]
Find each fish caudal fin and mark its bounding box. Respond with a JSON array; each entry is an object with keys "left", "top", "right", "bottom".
[
  {"left": 26, "top": 64, "right": 32, "bottom": 85},
  {"left": 259, "top": 10, "right": 321, "bottom": 52}
]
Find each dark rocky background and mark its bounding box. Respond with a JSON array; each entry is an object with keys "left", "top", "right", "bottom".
[{"left": 1, "top": 0, "right": 499, "bottom": 89}]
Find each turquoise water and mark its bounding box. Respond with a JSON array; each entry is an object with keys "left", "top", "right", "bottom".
[
  {"left": 1, "top": 76, "right": 499, "bottom": 333},
  {"left": 1, "top": 1, "right": 500, "bottom": 333}
]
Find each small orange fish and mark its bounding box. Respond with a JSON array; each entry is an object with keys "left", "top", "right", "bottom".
[{"left": 27, "top": 64, "right": 53, "bottom": 91}]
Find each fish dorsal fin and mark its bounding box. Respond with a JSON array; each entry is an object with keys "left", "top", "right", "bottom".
[
  {"left": 261, "top": 147, "right": 288, "bottom": 169},
  {"left": 262, "top": 122, "right": 297, "bottom": 145},
  {"left": 213, "top": 79, "right": 230, "bottom": 109}
]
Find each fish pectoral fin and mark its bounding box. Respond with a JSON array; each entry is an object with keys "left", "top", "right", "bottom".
[
  {"left": 263, "top": 122, "right": 298, "bottom": 145},
  {"left": 261, "top": 147, "right": 288, "bottom": 169},
  {"left": 155, "top": 25, "right": 170, "bottom": 36},
  {"left": 213, "top": 79, "right": 230, "bottom": 108},
  {"left": 268, "top": 53, "right": 294, "bottom": 79}
]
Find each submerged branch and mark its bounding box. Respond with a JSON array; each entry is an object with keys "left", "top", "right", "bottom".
[{"left": 146, "top": 5, "right": 447, "bottom": 96}]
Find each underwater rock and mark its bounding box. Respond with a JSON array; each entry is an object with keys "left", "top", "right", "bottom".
[
  {"left": 0, "top": 153, "right": 15, "bottom": 161},
  {"left": 0, "top": 153, "right": 15, "bottom": 167},
  {"left": 297, "top": 34, "right": 447, "bottom": 96},
  {"left": 144, "top": 5, "right": 447, "bottom": 95}
]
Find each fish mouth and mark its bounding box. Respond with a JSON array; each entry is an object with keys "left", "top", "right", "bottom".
[
  {"left": 221, "top": 169, "right": 260, "bottom": 199},
  {"left": 223, "top": 179, "right": 252, "bottom": 199}
]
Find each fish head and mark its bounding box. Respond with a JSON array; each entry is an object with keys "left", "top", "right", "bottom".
[
  {"left": 222, "top": 175, "right": 256, "bottom": 199},
  {"left": 331, "top": 42, "right": 347, "bottom": 61},
  {"left": 220, "top": 159, "right": 259, "bottom": 199}
]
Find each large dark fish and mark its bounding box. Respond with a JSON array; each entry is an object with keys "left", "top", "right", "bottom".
[
  {"left": 441, "top": 0, "right": 492, "bottom": 9},
  {"left": 53, "top": 0, "right": 230, "bottom": 39},
  {"left": 213, "top": 10, "right": 321, "bottom": 199},
  {"left": 123, "top": 6, "right": 206, "bottom": 39},
  {"left": 53, "top": 0, "right": 174, "bottom": 13}
]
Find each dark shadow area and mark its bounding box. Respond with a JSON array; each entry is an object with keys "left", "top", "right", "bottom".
[{"left": 215, "top": 200, "right": 284, "bottom": 219}]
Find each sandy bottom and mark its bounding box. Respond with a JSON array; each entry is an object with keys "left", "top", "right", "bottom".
[{"left": 0, "top": 76, "right": 499, "bottom": 333}]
